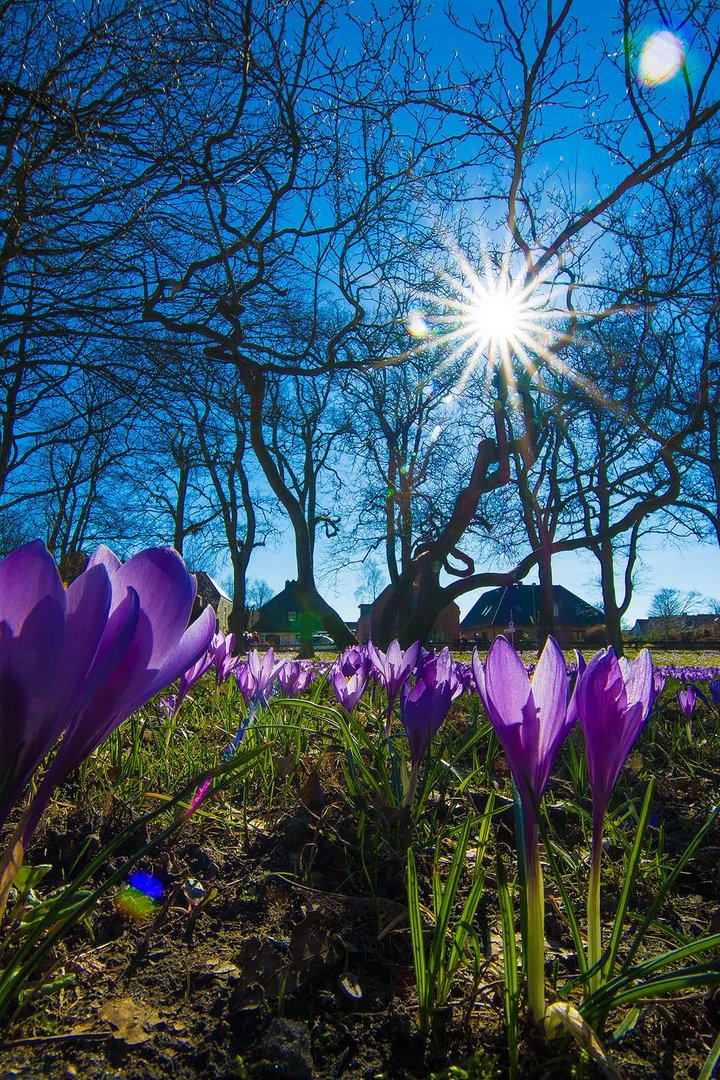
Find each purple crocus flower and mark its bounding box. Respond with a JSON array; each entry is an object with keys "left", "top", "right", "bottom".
[
  {"left": 158, "top": 695, "right": 178, "bottom": 720},
  {"left": 418, "top": 647, "right": 464, "bottom": 703},
  {"left": 331, "top": 667, "right": 369, "bottom": 713},
  {"left": 574, "top": 646, "right": 654, "bottom": 992},
  {"left": 709, "top": 678, "right": 720, "bottom": 705},
  {"left": 399, "top": 650, "right": 456, "bottom": 767},
  {"left": 0, "top": 540, "right": 130, "bottom": 830},
  {"left": 330, "top": 646, "right": 370, "bottom": 713},
  {"left": 335, "top": 645, "right": 369, "bottom": 680},
  {"left": 472, "top": 635, "right": 572, "bottom": 818},
  {"left": 575, "top": 648, "right": 654, "bottom": 829},
  {"left": 472, "top": 634, "right": 571, "bottom": 1021},
  {"left": 677, "top": 685, "right": 697, "bottom": 719},
  {"left": 453, "top": 660, "right": 475, "bottom": 692},
  {"left": 366, "top": 639, "right": 420, "bottom": 734},
  {"left": 210, "top": 631, "right": 238, "bottom": 685},
  {"left": 1, "top": 542, "right": 215, "bottom": 850},
  {"left": 651, "top": 671, "right": 667, "bottom": 707},
  {"left": 234, "top": 647, "right": 279, "bottom": 708}
]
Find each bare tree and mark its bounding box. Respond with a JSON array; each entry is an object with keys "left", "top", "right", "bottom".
[
  {"left": 243, "top": 365, "right": 356, "bottom": 653},
  {"left": 356, "top": 0, "right": 720, "bottom": 645},
  {"left": 648, "top": 586, "right": 703, "bottom": 640}
]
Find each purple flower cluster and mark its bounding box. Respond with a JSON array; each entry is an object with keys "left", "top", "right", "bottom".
[
  {"left": 325, "top": 640, "right": 468, "bottom": 769},
  {"left": 210, "top": 631, "right": 240, "bottom": 685},
  {"left": 469, "top": 639, "right": 660, "bottom": 814},
  {"left": 275, "top": 659, "right": 316, "bottom": 698},
  {"left": 235, "top": 648, "right": 280, "bottom": 709},
  {"left": 655, "top": 662, "right": 720, "bottom": 682}
]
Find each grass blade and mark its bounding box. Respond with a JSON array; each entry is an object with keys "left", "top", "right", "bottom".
[
  {"left": 497, "top": 849, "right": 520, "bottom": 1079},
  {"left": 604, "top": 779, "right": 655, "bottom": 982},
  {"left": 406, "top": 845, "right": 428, "bottom": 1032}
]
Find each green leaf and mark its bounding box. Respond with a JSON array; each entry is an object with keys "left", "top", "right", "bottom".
[{"left": 406, "top": 845, "right": 428, "bottom": 1031}]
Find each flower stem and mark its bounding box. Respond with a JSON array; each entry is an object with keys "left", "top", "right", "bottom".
[
  {"left": 587, "top": 823, "right": 603, "bottom": 993},
  {"left": 524, "top": 835, "right": 545, "bottom": 1022},
  {"left": 404, "top": 760, "right": 420, "bottom": 809}
]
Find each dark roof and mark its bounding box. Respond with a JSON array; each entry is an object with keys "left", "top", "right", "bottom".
[
  {"left": 193, "top": 571, "right": 230, "bottom": 609},
  {"left": 461, "top": 584, "right": 603, "bottom": 630},
  {"left": 632, "top": 614, "right": 720, "bottom": 635}
]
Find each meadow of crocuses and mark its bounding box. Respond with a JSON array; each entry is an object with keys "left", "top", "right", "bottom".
[{"left": 1, "top": 542, "right": 720, "bottom": 1079}]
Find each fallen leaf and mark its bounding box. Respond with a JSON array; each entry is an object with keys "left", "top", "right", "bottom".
[
  {"left": 299, "top": 772, "right": 324, "bottom": 812},
  {"left": 99, "top": 998, "right": 162, "bottom": 1045},
  {"left": 545, "top": 1002, "right": 622, "bottom": 1079},
  {"left": 204, "top": 958, "right": 242, "bottom": 978},
  {"left": 289, "top": 911, "right": 340, "bottom": 978}
]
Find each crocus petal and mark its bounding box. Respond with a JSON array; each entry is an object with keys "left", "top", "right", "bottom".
[
  {"left": 532, "top": 637, "right": 575, "bottom": 789},
  {"left": 484, "top": 637, "right": 534, "bottom": 741},
  {"left": 35, "top": 589, "right": 142, "bottom": 784},
  {"left": 484, "top": 637, "right": 530, "bottom": 716},
  {"left": 58, "top": 565, "right": 114, "bottom": 712},
  {"left": 0, "top": 541, "right": 65, "bottom": 633},
  {"left": 112, "top": 549, "right": 196, "bottom": 667},
  {"left": 471, "top": 648, "right": 487, "bottom": 706},
  {"left": 0, "top": 597, "right": 67, "bottom": 820},
  {"left": 620, "top": 649, "right": 654, "bottom": 713},
  {"left": 148, "top": 603, "right": 216, "bottom": 707},
  {"left": 86, "top": 544, "right": 122, "bottom": 576}
]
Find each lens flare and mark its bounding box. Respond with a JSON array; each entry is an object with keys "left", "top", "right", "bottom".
[
  {"left": 114, "top": 870, "right": 165, "bottom": 920},
  {"left": 407, "top": 311, "right": 430, "bottom": 339},
  {"left": 638, "top": 30, "right": 684, "bottom": 86}
]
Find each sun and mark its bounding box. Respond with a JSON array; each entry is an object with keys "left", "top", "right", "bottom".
[
  {"left": 406, "top": 243, "right": 569, "bottom": 399},
  {"left": 461, "top": 278, "right": 532, "bottom": 356}
]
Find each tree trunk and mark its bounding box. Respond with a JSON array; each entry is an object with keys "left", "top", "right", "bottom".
[
  {"left": 243, "top": 368, "right": 356, "bottom": 656},
  {"left": 598, "top": 541, "right": 624, "bottom": 656},
  {"left": 228, "top": 550, "right": 250, "bottom": 640},
  {"left": 536, "top": 541, "right": 555, "bottom": 651}
]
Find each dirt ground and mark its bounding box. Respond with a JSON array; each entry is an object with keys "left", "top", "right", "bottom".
[{"left": 1, "top": 766, "right": 719, "bottom": 1080}]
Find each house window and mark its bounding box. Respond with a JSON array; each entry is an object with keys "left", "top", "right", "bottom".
[
  {"left": 288, "top": 610, "right": 297, "bottom": 623},
  {"left": 553, "top": 603, "right": 559, "bottom": 617}
]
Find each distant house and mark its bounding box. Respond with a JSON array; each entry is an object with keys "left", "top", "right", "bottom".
[
  {"left": 461, "top": 584, "right": 604, "bottom": 647},
  {"left": 356, "top": 584, "right": 461, "bottom": 645},
  {"left": 631, "top": 614, "right": 720, "bottom": 643},
  {"left": 254, "top": 580, "right": 345, "bottom": 649},
  {"left": 192, "top": 572, "right": 232, "bottom": 634}
]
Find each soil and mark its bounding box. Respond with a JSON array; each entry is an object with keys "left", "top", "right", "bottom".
[{"left": 1, "top": 745, "right": 719, "bottom": 1079}]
